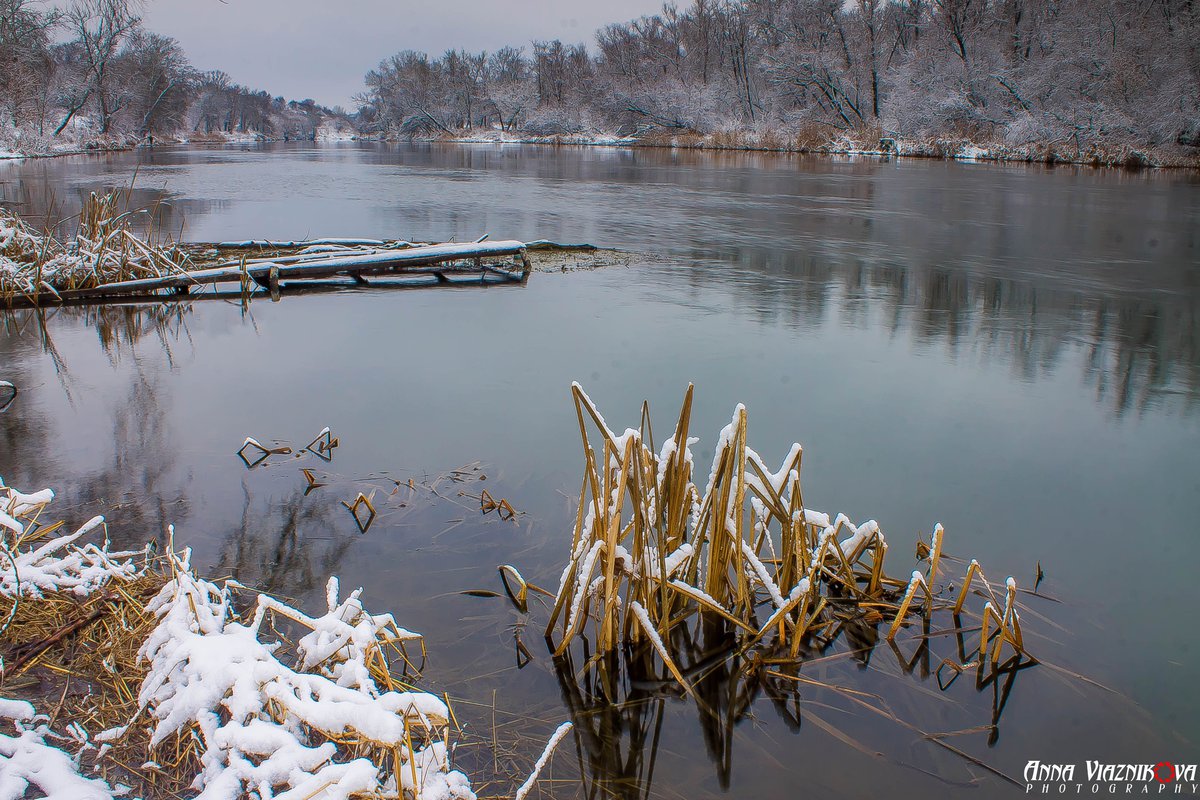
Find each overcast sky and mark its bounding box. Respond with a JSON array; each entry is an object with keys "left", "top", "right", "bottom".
[{"left": 141, "top": 0, "right": 663, "bottom": 110}]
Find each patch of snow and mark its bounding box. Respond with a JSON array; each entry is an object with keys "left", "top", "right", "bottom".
[
  {"left": 138, "top": 560, "right": 475, "bottom": 800},
  {"left": 0, "top": 481, "right": 479, "bottom": 800}
]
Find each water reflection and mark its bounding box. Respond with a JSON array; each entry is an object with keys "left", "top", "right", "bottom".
[
  {"left": 2, "top": 146, "right": 1198, "bottom": 799},
  {"left": 3, "top": 249, "right": 1194, "bottom": 422},
  {"left": 214, "top": 485, "right": 354, "bottom": 597},
  {"left": 0, "top": 308, "right": 191, "bottom": 547},
  {"left": 551, "top": 606, "right": 1042, "bottom": 798},
  {"left": 685, "top": 251, "right": 1200, "bottom": 417},
  {"left": 0, "top": 162, "right": 210, "bottom": 241}
]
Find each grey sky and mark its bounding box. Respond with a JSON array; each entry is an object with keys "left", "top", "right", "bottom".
[{"left": 141, "top": 0, "right": 663, "bottom": 110}]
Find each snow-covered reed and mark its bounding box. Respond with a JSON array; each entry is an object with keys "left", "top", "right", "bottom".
[
  {"left": 0, "top": 479, "right": 479, "bottom": 800},
  {"left": 546, "top": 384, "right": 1030, "bottom": 688},
  {"left": 0, "top": 191, "right": 191, "bottom": 305}
]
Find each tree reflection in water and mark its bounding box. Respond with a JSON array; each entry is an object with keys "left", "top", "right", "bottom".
[
  {"left": 688, "top": 250, "right": 1199, "bottom": 419},
  {"left": 1, "top": 304, "right": 195, "bottom": 550},
  {"left": 214, "top": 484, "right": 355, "bottom": 598}
]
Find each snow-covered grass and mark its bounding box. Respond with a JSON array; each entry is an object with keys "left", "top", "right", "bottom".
[
  {"left": 0, "top": 479, "right": 480, "bottom": 800},
  {"left": 0, "top": 192, "right": 193, "bottom": 305},
  {"left": 0, "top": 123, "right": 142, "bottom": 161},
  {"left": 0, "top": 699, "right": 122, "bottom": 800}
]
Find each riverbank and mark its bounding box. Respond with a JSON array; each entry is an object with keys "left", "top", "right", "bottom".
[
  {"left": 405, "top": 127, "right": 1200, "bottom": 169},
  {"left": 5, "top": 125, "right": 1196, "bottom": 169},
  {"left": 0, "top": 479, "right": 482, "bottom": 800},
  {"left": 0, "top": 134, "right": 143, "bottom": 161},
  {"left": 0, "top": 128, "right": 361, "bottom": 161}
]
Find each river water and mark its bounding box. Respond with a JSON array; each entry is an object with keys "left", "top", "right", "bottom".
[{"left": 1, "top": 143, "right": 1198, "bottom": 798}]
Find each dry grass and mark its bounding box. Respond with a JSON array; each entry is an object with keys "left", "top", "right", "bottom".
[
  {"left": 533, "top": 384, "right": 1046, "bottom": 789},
  {"left": 0, "top": 570, "right": 176, "bottom": 793},
  {"left": 546, "top": 384, "right": 1031, "bottom": 685},
  {"left": 0, "top": 190, "right": 193, "bottom": 306},
  {"left": 0, "top": 493, "right": 463, "bottom": 799}
]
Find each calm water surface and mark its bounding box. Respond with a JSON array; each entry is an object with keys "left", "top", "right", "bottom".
[{"left": 1, "top": 143, "right": 1198, "bottom": 798}]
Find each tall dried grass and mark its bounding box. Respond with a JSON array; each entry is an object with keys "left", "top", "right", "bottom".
[
  {"left": 546, "top": 384, "right": 1031, "bottom": 684},
  {"left": 0, "top": 191, "right": 192, "bottom": 306}
]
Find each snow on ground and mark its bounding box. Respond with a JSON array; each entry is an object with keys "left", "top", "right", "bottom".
[
  {"left": 0, "top": 699, "right": 121, "bottom": 800},
  {"left": 0, "top": 480, "right": 479, "bottom": 800},
  {"left": 453, "top": 129, "right": 637, "bottom": 147}
]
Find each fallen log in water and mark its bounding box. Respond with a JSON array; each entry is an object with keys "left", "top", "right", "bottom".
[
  {"left": 48, "top": 239, "right": 532, "bottom": 302},
  {"left": 3, "top": 212, "right": 608, "bottom": 307},
  {"left": 215, "top": 237, "right": 390, "bottom": 248}
]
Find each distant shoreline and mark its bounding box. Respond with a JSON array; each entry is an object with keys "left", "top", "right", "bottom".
[
  {"left": 408, "top": 130, "right": 1200, "bottom": 170},
  {"left": 4, "top": 130, "right": 1197, "bottom": 171}
]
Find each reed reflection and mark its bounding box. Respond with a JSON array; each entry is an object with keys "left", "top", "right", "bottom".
[
  {"left": 0, "top": 306, "right": 192, "bottom": 550},
  {"left": 549, "top": 607, "right": 1038, "bottom": 798}
]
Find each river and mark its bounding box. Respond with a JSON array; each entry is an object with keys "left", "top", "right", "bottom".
[{"left": 1, "top": 142, "right": 1198, "bottom": 798}]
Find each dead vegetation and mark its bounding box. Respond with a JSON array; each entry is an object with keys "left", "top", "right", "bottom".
[
  {"left": 0, "top": 485, "right": 474, "bottom": 800},
  {"left": 531, "top": 384, "right": 1044, "bottom": 788},
  {"left": 547, "top": 384, "right": 1030, "bottom": 671},
  {"left": 1, "top": 195, "right": 617, "bottom": 308},
  {"left": 0, "top": 190, "right": 193, "bottom": 305}
]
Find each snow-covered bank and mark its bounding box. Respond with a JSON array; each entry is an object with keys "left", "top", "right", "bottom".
[
  {"left": 0, "top": 479, "right": 478, "bottom": 800},
  {"left": 0, "top": 133, "right": 364, "bottom": 161},
  {"left": 387, "top": 127, "right": 1197, "bottom": 169},
  {"left": 4, "top": 125, "right": 1190, "bottom": 168},
  {"left": 183, "top": 123, "right": 361, "bottom": 147},
  {"left": 0, "top": 118, "right": 360, "bottom": 161},
  {"left": 0, "top": 131, "right": 143, "bottom": 161}
]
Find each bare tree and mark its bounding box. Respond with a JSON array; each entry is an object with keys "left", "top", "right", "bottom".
[
  {"left": 0, "top": 0, "right": 59, "bottom": 132},
  {"left": 54, "top": 0, "right": 141, "bottom": 136}
]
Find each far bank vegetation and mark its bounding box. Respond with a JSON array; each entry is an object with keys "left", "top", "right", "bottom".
[
  {"left": 356, "top": 0, "right": 1199, "bottom": 167},
  {"left": 2, "top": 0, "right": 1196, "bottom": 165},
  {"left": 0, "top": 0, "right": 355, "bottom": 157}
]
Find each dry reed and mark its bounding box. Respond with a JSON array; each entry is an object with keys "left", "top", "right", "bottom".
[
  {"left": 0, "top": 191, "right": 192, "bottom": 306},
  {"left": 531, "top": 384, "right": 1047, "bottom": 790},
  {"left": 546, "top": 384, "right": 1032, "bottom": 683}
]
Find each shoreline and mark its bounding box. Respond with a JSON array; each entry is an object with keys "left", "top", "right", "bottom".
[
  {"left": 419, "top": 130, "right": 1200, "bottom": 170},
  {"left": 3, "top": 130, "right": 1197, "bottom": 171},
  {"left": 0, "top": 480, "right": 488, "bottom": 800},
  {"left": 0, "top": 131, "right": 360, "bottom": 162}
]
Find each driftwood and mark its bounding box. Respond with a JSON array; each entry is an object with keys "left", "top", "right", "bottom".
[
  {"left": 2, "top": 237, "right": 606, "bottom": 308},
  {"left": 50, "top": 240, "right": 532, "bottom": 302},
  {"left": 4, "top": 597, "right": 113, "bottom": 676}
]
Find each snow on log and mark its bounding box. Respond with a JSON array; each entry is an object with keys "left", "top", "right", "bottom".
[
  {"left": 53, "top": 240, "right": 530, "bottom": 300},
  {"left": 215, "top": 238, "right": 387, "bottom": 248}
]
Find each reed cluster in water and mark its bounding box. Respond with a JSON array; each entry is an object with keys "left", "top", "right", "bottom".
[
  {"left": 0, "top": 191, "right": 191, "bottom": 305},
  {"left": 546, "top": 384, "right": 1031, "bottom": 692}
]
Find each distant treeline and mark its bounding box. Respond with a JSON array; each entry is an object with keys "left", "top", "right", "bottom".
[
  {"left": 357, "top": 0, "right": 1200, "bottom": 163},
  {"left": 0, "top": 0, "right": 354, "bottom": 154},
  {"left": 3, "top": 0, "right": 1196, "bottom": 163}
]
